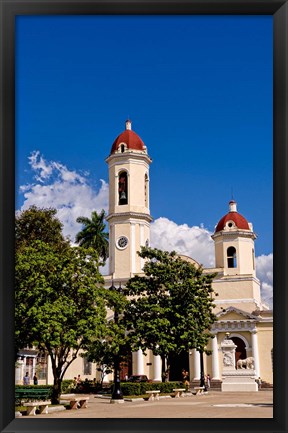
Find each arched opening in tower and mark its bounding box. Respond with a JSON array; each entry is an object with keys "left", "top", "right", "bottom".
[
  {"left": 118, "top": 171, "right": 128, "bottom": 205},
  {"left": 227, "top": 246, "right": 237, "bottom": 268}
]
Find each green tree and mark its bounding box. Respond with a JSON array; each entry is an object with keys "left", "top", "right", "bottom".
[
  {"left": 83, "top": 286, "right": 130, "bottom": 388},
  {"left": 15, "top": 205, "right": 109, "bottom": 403},
  {"left": 15, "top": 206, "right": 69, "bottom": 360},
  {"left": 16, "top": 206, "right": 66, "bottom": 251},
  {"left": 15, "top": 241, "right": 107, "bottom": 403},
  {"left": 75, "top": 210, "right": 109, "bottom": 266},
  {"left": 123, "top": 247, "right": 217, "bottom": 379}
]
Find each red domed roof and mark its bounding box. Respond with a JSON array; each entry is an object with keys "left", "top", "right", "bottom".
[
  {"left": 215, "top": 201, "right": 250, "bottom": 233},
  {"left": 110, "top": 120, "right": 145, "bottom": 154}
]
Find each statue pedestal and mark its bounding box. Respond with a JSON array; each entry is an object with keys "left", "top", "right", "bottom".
[
  {"left": 222, "top": 369, "right": 258, "bottom": 392},
  {"left": 220, "top": 335, "right": 258, "bottom": 392}
]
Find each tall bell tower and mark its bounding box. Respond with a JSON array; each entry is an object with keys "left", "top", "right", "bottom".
[{"left": 106, "top": 120, "right": 152, "bottom": 279}]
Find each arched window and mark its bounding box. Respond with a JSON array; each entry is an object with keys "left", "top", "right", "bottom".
[
  {"left": 144, "top": 173, "right": 149, "bottom": 207},
  {"left": 118, "top": 171, "right": 128, "bottom": 205},
  {"left": 227, "top": 246, "right": 237, "bottom": 268},
  {"left": 121, "top": 144, "right": 125, "bottom": 153}
]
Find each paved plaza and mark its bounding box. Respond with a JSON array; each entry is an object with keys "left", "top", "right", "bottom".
[{"left": 20, "top": 390, "right": 273, "bottom": 419}]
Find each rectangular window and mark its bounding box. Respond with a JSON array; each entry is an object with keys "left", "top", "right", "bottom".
[{"left": 83, "top": 357, "right": 92, "bottom": 375}]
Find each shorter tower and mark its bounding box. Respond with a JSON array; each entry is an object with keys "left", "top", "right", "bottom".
[
  {"left": 211, "top": 200, "right": 263, "bottom": 312},
  {"left": 212, "top": 200, "right": 256, "bottom": 277}
]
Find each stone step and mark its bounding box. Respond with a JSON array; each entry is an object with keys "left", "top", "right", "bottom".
[
  {"left": 190, "top": 379, "right": 222, "bottom": 390},
  {"left": 189, "top": 379, "right": 272, "bottom": 390}
]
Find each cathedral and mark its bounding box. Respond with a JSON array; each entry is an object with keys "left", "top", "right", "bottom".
[
  {"left": 101, "top": 119, "right": 273, "bottom": 387},
  {"left": 15, "top": 120, "right": 273, "bottom": 388}
]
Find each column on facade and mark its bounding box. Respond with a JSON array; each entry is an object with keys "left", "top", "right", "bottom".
[
  {"left": 211, "top": 334, "right": 220, "bottom": 380},
  {"left": 132, "top": 349, "right": 144, "bottom": 375},
  {"left": 109, "top": 223, "right": 114, "bottom": 275},
  {"left": 15, "top": 359, "right": 24, "bottom": 384},
  {"left": 152, "top": 354, "right": 162, "bottom": 382},
  {"left": 193, "top": 349, "right": 200, "bottom": 380},
  {"left": 251, "top": 330, "right": 260, "bottom": 377},
  {"left": 130, "top": 223, "right": 136, "bottom": 274},
  {"left": 32, "top": 356, "right": 36, "bottom": 377},
  {"left": 140, "top": 224, "right": 145, "bottom": 271}
]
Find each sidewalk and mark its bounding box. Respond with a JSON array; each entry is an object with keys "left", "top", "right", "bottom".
[{"left": 20, "top": 390, "right": 273, "bottom": 419}]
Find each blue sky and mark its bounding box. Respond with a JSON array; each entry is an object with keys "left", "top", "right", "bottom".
[{"left": 15, "top": 15, "right": 273, "bottom": 305}]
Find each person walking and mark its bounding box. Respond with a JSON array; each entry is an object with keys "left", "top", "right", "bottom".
[
  {"left": 23, "top": 372, "right": 30, "bottom": 385},
  {"left": 73, "top": 377, "right": 77, "bottom": 387},
  {"left": 206, "top": 373, "right": 211, "bottom": 389},
  {"left": 33, "top": 373, "right": 38, "bottom": 385},
  {"left": 182, "top": 369, "right": 189, "bottom": 386},
  {"left": 76, "top": 374, "right": 82, "bottom": 385}
]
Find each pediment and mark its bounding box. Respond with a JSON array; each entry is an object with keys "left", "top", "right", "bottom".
[
  {"left": 178, "top": 254, "right": 201, "bottom": 269},
  {"left": 216, "top": 306, "right": 259, "bottom": 321}
]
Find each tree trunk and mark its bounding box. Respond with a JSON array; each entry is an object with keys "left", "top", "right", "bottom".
[{"left": 51, "top": 376, "right": 62, "bottom": 405}]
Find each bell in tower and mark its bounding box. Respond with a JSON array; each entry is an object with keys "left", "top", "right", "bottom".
[{"left": 118, "top": 172, "right": 128, "bottom": 205}]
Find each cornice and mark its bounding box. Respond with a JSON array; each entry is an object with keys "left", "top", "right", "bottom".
[
  {"left": 212, "top": 230, "right": 256, "bottom": 240},
  {"left": 211, "top": 320, "right": 258, "bottom": 333},
  {"left": 106, "top": 212, "right": 153, "bottom": 223},
  {"left": 212, "top": 275, "right": 260, "bottom": 284},
  {"left": 106, "top": 151, "right": 152, "bottom": 165}
]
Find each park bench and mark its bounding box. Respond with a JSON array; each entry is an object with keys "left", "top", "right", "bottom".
[
  {"left": 15, "top": 388, "right": 52, "bottom": 416},
  {"left": 145, "top": 390, "right": 160, "bottom": 401},
  {"left": 194, "top": 386, "right": 205, "bottom": 395},
  {"left": 172, "top": 388, "right": 186, "bottom": 398},
  {"left": 15, "top": 388, "right": 51, "bottom": 405},
  {"left": 60, "top": 394, "right": 89, "bottom": 410},
  {"left": 23, "top": 401, "right": 51, "bottom": 416}
]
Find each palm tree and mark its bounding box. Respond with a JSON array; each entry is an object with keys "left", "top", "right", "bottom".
[{"left": 75, "top": 210, "right": 109, "bottom": 265}]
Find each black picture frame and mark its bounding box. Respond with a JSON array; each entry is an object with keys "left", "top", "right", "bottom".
[{"left": 0, "top": 1, "right": 287, "bottom": 432}]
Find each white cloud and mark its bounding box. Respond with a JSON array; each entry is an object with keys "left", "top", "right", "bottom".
[
  {"left": 19, "top": 151, "right": 109, "bottom": 242},
  {"left": 28, "top": 150, "right": 53, "bottom": 181},
  {"left": 150, "top": 217, "right": 215, "bottom": 268},
  {"left": 255, "top": 254, "right": 273, "bottom": 308},
  {"left": 150, "top": 217, "right": 273, "bottom": 307}
]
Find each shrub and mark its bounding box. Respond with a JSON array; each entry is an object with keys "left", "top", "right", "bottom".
[
  {"left": 139, "top": 381, "right": 183, "bottom": 394},
  {"left": 15, "top": 385, "right": 52, "bottom": 390},
  {"left": 71, "top": 380, "right": 103, "bottom": 394},
  {"left": 118, "top": 381, "right": 187, "bottom": 396},
  {"left": 118, "top": 382, "right": 141, "bottom": 396},
  {"left": 61, "top": 380, "right": 74, "bottom": 394}
]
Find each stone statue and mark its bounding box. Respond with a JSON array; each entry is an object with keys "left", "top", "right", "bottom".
[{"left": 237, "top": 357, "right": 254, "bottom": 369}]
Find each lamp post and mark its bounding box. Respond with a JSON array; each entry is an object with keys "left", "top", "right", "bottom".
[
  {"left": 199, "top": 350, "right": 207, "bottom": 392},
  {"left": 109, "top": 281, "right": 124, "bottom": 404}
]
